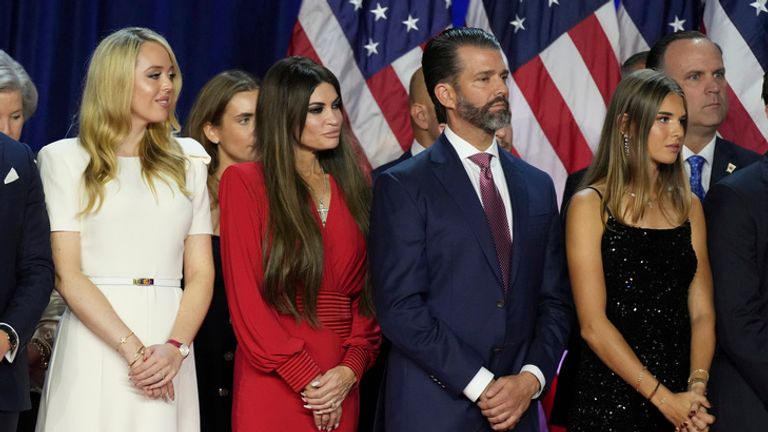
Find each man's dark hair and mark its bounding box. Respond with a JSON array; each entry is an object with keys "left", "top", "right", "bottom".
[
  {"left": 762, "top": 71, "right": 767, "bottom": 106},
  {"left": 422, "top": 27, "right": 501, "bottom": 123},
  {"left": 646, "top": 30, "right": 722, "bottom": 71},
  {"left": 621, "top": 51, "right": 649, "bottom": 77}
]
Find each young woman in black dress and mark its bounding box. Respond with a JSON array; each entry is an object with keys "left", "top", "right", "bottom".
[{"left": 566, "top": 70, "right": 716, "bottom": 432}]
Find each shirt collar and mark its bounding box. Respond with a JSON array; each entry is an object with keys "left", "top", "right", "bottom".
[
  {"left": 682, "top": 134, "right": 716, "bottom": 165},
  {"left": 411, "top": 140, "right": 427, "bottom": 157},
  {"left": 443, "top": 125, "right": 500, "bottom": 161}
]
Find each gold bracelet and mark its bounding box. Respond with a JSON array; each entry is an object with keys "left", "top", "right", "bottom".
[
  {"left": 635, "top": 366, "right": 647, "bottom": 391},
  {"left": 648, "top": 379, "right": 662, "bottom": 400},
  {"left": 688, "top": 378, "right": 707, "bottom": 391},
  {"left": 116, "top": 331, "right": 135, "bottom": 351},
  {"left": 127, "top": 345, "right": 146, "bottom": 368},
  {"left": 687, "top": 369, "right": 710, "bottom": 385}
]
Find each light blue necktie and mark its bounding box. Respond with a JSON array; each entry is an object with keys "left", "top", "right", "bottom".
[{"left": 688, "top": 155, "right": 706, "bottom": 202}]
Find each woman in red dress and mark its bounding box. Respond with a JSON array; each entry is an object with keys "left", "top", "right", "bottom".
[{"left": 219, "top": 56, "right": 380, "bottom": 432}]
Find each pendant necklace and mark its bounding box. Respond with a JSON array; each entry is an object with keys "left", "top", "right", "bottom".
[{"left": 313, "top": 172, "right": 330, "bottom": 226}]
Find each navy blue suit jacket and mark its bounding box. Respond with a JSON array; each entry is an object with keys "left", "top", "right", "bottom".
[
  {"left": 710, "top": 137, "right": 761, "bottom": 187},
  {"left": 0, "top": 133, "right": 54, "bottom": 411},
  {"left": 706, "top": 155, "right": 768, "bottom": 431},
  {"left": 371, "top": 150, "right": 412, "bottom": 185},
  {"left": 370, "top": 134, "right": 572, "bottom": 432}
]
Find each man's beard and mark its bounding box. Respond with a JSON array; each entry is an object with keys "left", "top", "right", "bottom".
[{"left": 457, "top": 92, "right": 511, "bottom": 134}]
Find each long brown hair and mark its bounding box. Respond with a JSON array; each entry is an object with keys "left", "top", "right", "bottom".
[
  {"left": 581, "top": 69, "right": 690, "bottom": 225},
  {"left": 258, "top": 56, "right": 373, "bottom": 325},
  {"left": 184, "top": 70, "right": 260, "bottom": 207}
]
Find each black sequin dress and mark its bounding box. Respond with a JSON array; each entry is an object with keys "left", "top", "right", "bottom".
[{"left": 568, "top": 214, "right": 697, "bottom": 431}]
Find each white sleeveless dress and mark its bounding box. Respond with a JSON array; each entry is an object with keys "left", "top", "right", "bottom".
[{"left": 35, "top": 137, "right": 212, "bottom": 432}]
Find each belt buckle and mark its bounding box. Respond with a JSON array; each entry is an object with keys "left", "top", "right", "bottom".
[{"left": 132, "top": 278, "right": 154, "bottom": 286}]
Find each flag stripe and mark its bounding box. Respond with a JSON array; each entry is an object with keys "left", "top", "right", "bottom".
[
  {"left": 390, "top": 45, "right": 424, "bottom": 91},
  {"left": 567, "top": 13, "right": 621, "bottom": 106},
  {"left": 704, "top": 0, "right": 768, "bottom": 152},
  {"left": 366, "top": 67, "right": 413, "bottom": 151},
  {"left": 616, "top": 5, "right": 651, "bottom": 62},
  {"left": 508, "top": 79, "right": 569, "bottom": 202},
  {"left": 720, "top": 86, "right": 768, "bottom": 154},
  {"left": 514, "top": 56, "right": 594, "bottom": 173},
  {"left": 293, "top": 0, "right": 402, "bottom": 166},
  {"left": 540, "top": 34, "right": 607, "bottom": 153}
]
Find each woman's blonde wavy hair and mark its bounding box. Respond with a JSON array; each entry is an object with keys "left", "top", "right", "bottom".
[{"left": 79, "top": 27, "right": 188, "bottom": 215}]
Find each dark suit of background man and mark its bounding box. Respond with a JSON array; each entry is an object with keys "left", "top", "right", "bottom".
[
  {"left": 703, "top": 73, "right": 768, "bottom": 432},
  {"left": 370, "top": 28, "right": 572, "bottom": 432},
  {"left": 0, "top": 132, "right": 53, "bottom": 432},
  {"left": 646, "top": 31, "right": 760, "bottom": 200}
]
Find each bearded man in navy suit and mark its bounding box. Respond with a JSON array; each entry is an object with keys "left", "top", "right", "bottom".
[
  {"left": 0, "top": 132, "right": 53, "bottom": 432},
  {"left": 370, "top": 28, "right": 572, "bottom": 432}
]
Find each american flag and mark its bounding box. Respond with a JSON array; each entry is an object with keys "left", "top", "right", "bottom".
[
  {"left": 288, "top": 1, "right": 767, "bottom": 203},
  {"left": 702, "top": 0, "right": 768, "bottom": 154},
  {"left": 618, "top": 0, "right": 701, "bottom": 61},
  {"left": 466, "top": 0, "right": 622, "bottom": 204},
  {"left": 288, "top": 0, "right": 452, "bottom": 170}
]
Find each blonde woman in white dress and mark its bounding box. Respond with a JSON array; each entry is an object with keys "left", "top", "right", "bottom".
[{"left": 35, "top": 27, "right": 213, "bottom": 432}]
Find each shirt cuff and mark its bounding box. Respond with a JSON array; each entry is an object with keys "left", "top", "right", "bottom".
[
  {"left": 463, "top": 367, "right": 495, "bottom": 402},
  {"left": 520, "top": 364, "right": 545, "bottom": 399},
  {"left": 0, "top": 323, "right": 19, "bottom": 363}
]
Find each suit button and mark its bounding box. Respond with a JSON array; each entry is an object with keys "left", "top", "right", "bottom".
[
  {"left": 218, "top": 388, "right": 230, "bottom": 397},
  {"left": 223, "top": 351, "right": 234, "bottom": 361},
  {"left": 496, "top": 300, "right": 505, "bottom": 308},
  {"left": 493, "top": 347, "right": 503, "bottom": 354}
]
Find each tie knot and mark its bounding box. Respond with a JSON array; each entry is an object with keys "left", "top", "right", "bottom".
[
  {"left": 688, "top": 155, "right": 706, "bottom": 171},
  {"left": 469, "top": 153, "right": 493, "bottom": 169}
]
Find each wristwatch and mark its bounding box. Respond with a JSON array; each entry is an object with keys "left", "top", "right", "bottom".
[
  {"left": 166, "top": 339, "right": 190, "bottom": 358},
  {"left": 0, "top": 324, "right": 17, "bottom": 353}
]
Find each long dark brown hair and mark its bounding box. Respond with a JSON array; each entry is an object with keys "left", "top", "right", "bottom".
[
  {"left": 184, "top": 69, "right": 260, "bottom": 207},
  {"left": 258, "top": 56, "right": 373, "bottom": 325}
]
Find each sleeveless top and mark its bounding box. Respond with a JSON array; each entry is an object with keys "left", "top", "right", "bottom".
[{"left": 568, "top": 187, "right": 697, "bottom": 431}]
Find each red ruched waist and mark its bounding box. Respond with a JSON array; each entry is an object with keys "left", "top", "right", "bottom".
[{"left": 296, "top": 291, "right": 352, "bottom": 339}]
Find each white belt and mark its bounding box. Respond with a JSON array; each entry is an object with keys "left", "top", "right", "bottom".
[{"left": 88, "top": 277, "right": 181, "bottom": 288}]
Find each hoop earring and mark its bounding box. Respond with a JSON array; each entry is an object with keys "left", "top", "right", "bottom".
[{"left": 623, "top": 133, "right": 630, "bottom": 156}]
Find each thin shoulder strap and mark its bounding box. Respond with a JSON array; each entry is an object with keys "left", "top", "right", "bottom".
[{"left": 584, "top": 186, "right": 603, "bottom": 200}]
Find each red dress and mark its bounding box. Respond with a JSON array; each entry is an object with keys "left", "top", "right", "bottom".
[{"left": 219, "top": 162, "right": 380, "bottom": 432}]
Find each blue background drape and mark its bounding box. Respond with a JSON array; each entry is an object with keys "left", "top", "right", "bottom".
[{"left": 0, "top": 0, "right": 472, "bottom": 151}]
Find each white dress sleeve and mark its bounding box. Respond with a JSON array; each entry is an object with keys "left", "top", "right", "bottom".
[
  {"left": 177, "top": 137, "right": 213, "bottom": 236},
  {"left": 37, "top": 139, "right": 87, "bottom": 232}
]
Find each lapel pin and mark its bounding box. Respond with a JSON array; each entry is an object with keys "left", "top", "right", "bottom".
[{"left": 726, "top": 163, "right": 736, "bottom": 174}]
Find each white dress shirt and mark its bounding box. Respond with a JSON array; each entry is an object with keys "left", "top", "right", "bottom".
[
  {"left": 682, "top": 135, "right": 717, "bottom": 191},
  {"left": 443, "top": 125, "right": 545, "bottom": 401}
]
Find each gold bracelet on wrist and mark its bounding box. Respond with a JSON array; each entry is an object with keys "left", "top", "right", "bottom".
[
  {"left": 635, "top": 366, "right": 647, "bottom": 391},
  {"left": 687, "top": 378, "right": 707, "bottom": 390},
  {"left": 116, "top": 331, "right": 135, "bottom": 351},
  {"left": 127, "top": 345, "right": 146, "bottom": 368},
  {"left": 687, "top": 369, "right": 709, "bottom": 384}
]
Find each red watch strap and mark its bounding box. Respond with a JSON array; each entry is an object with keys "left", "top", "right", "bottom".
[{"left": 166, "top": 339, "right": 183, "bottom": 348}]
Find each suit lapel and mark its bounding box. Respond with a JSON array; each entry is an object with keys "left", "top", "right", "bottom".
[
  {"left": 499, "top": 151, "right": 527, "bottom": 293},
  {"left": 429, "top": 135, "right": 504, "bottom": 287},
  {"left": 711, "top": 137, "right": 732, "bottom": 186}
]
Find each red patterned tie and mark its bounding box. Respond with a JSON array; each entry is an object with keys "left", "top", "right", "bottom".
[{"left": 469, "top": 153, "right": 512, "bottom": 292}]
